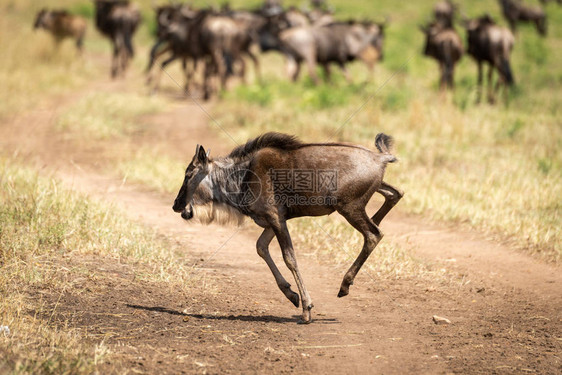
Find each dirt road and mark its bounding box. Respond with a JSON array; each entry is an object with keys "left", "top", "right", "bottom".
[{"left": 1, "top": 77, "right": 560, "bottom": 374}]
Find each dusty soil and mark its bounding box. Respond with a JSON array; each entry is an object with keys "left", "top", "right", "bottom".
[{"left": 1, "top": 76, "right": 560, "bottom": 374}]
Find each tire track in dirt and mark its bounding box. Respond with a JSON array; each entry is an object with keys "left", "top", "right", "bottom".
[{"left": 1, "top": 78, "right": 560, "bottom": 374}]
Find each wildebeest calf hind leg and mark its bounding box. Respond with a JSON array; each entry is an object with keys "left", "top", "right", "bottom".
[
  {"left": 371, "top": 182, "right": 403, "bottom": 226},
  {"left": 337, "top": 204, "right": 383, "bottom": 298},
  {"left": 256, "top": 228, "right": 300, "bottom": 308}
]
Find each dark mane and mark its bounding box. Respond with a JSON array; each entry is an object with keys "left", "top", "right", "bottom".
[{"left": 229, "top": 132, "right": 303, "bottom": 159}]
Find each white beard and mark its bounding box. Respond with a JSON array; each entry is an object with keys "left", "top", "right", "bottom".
[{"left": 192, "top": 202, "right": 246, "bottom": 226}]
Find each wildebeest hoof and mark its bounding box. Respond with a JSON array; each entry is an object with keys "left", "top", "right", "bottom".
[
  {"left": 297, "top": 305, "right": 313, "bottom": 324},
  {"left": 337, "top": 286, "right": 350, "bottom": 298},
  {"left": 289, "top": 292, "right": 300, "bottom": 308}
]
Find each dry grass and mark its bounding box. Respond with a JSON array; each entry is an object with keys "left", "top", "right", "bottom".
[
  {"left": 118, "top": 146, "right": 184, "bottom": 192},
  {"left": 290, "top": 216, "right": 450, "bottom": 282},
  {"left": 0, "top": 0, "right": 101, "bottom": 120},
  {"left": 55, "top": 91, "right": 167, "bottom": 139},
  {"left": 0, "top": 158, "right": 203, "bottom": 373}
]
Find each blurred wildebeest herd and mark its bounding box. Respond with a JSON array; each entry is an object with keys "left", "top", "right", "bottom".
[{"left": 33, "top": 0, "right": 558, "bottom": 102}]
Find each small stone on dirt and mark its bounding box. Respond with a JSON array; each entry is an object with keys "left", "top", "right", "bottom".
[{"left": 433, "top": 315, "right": 451, "bottom": 325}]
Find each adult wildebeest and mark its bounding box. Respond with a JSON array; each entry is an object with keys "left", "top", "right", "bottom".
[
  {"left": 217, "top": 6, "right": 266, "bottom": 81},
  {"left": 257, "top": 5, "right": 333, "bottom": 53},
  {"left": 464, "top": 14, "right": 515, "bottom": 103},
  {"left": 420, "top": 21, "right": 463, "bottom": 90},
  {"left": 146, "top": 4, "right": 199, "bottom": 93},
  {"left": 146, "top": 8, "right": 259, "bottom": 98},
  {"left": 94, "top": 0, "right": 141, "bottom": 78},
  {"left": 172, "top": 132, "right": 402, "bottom": 324},
  {"left": 433, "top": 0, "right": 457, "bottom": 27},
  {"left": 498, "top": 0, "right": 547, "bottom": 36},
  {"left": 33, "top": 9, "right": 87, "bottom": 52},
  {"left": 279, "top": 20, "right": 386, "bottom": 84}
]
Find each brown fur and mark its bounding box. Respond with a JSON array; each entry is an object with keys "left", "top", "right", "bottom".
[{"left": 34, "top": 9, "right": 87, "bottom": 52}]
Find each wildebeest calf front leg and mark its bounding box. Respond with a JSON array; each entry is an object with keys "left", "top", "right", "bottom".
[
  {"left": 256, "top": 228, "right": 300, "bottom": 308},
  {"left": 337, "top": 206, "right": 383, "bottom": 298},
  {"left": 273, "top": 222, "right": 313, "bottom": 324}
]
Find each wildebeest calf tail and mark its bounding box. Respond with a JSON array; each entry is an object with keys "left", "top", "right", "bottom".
[{"left": 375, "top": 133, "right": 397, "bottom": 163}]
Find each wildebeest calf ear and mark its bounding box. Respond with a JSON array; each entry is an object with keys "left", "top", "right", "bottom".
[{"left": 197, "top": 145, "right": 208, "bottom": 163}]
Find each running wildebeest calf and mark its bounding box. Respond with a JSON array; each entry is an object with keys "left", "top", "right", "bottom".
[
  {"left": 94, "top": 0, "right": 141, "bottom": 78},
  {"left": 464, "top": 14, "right": 515, "bottom": 103},
  {"left": 420, "top": 20, "right": 463, "bottom": 90},
  {"left": 34, "top": 9, "right": 87, "bottom": 52},
  {"left": 172, "top": 132, "right": 403, "bottom": 324},
  {"left": 498, "top": 0, "right": 547, "bottom": 36}
]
